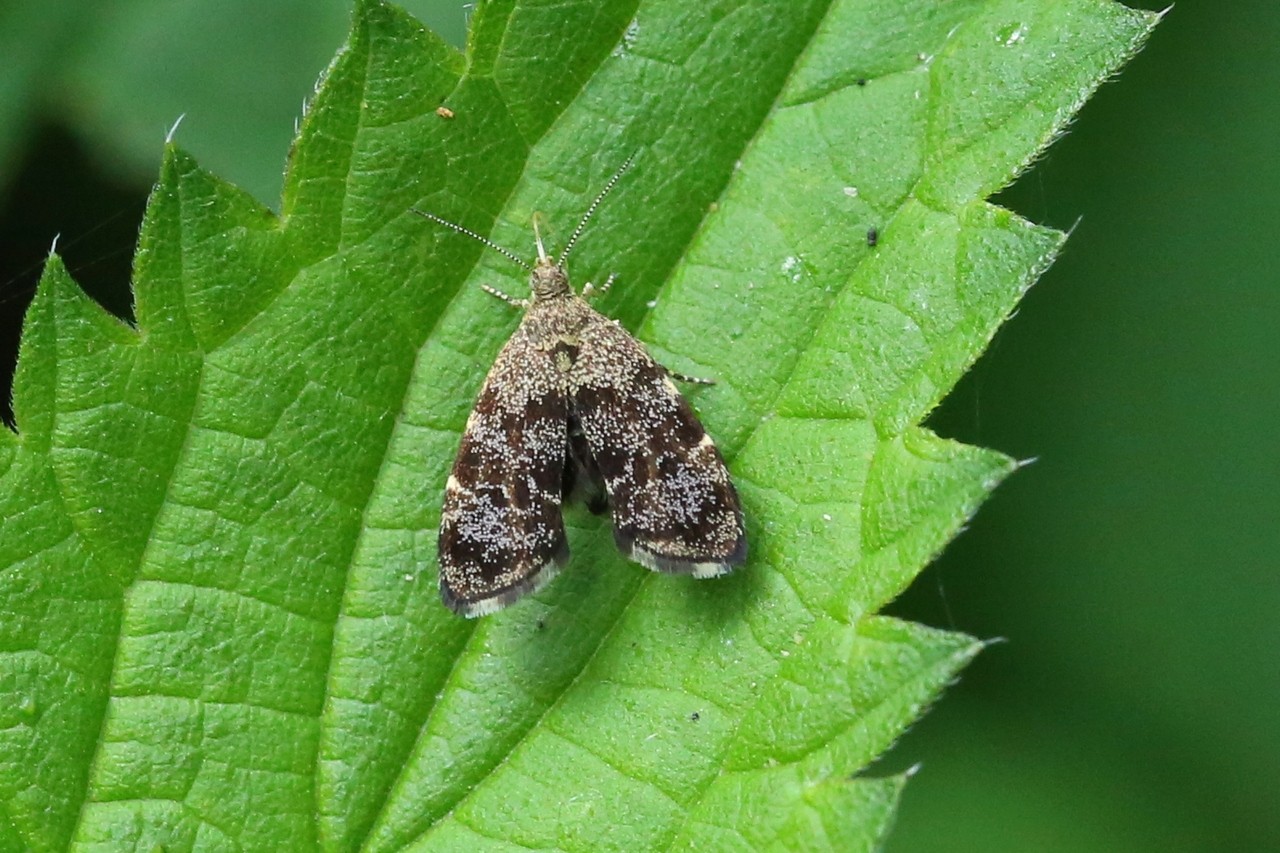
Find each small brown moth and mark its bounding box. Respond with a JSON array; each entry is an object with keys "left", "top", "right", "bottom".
[{"left": 419, "top": 158, "right": 746, "bottom": 617}]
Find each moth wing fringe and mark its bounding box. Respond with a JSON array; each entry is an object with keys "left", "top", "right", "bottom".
[
  {"left": 441, "top": 542, "right": 569, "bottom": 618},
  {"left": 620, "top": 533, "right": 747, "bottom": 578}
]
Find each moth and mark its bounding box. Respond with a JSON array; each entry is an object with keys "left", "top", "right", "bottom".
[{"left": 420, "top": 159, "right": 746, "bottom": 617}]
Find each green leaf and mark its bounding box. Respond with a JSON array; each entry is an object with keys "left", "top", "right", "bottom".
[{"left": 0, "top": 0, "right": 1155, "bottom": 850}]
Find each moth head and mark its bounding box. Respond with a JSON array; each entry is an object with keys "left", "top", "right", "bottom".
[
  {"left": 530, "top": 215, "right": 572, "bottom": 300},
  {"left": 529, "top": 260, "right": 571, "bottom": 300}
]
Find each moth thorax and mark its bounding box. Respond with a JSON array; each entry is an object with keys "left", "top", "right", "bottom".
[{"left": 531, "top": 260, "right": 572, "bottom": 300}]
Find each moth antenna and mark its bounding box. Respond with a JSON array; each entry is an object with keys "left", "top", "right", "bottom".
[
  {"left": 558, "top": 153, "right": 636, "bottom": 266},
  {"left": 414, "top": 209, "right": 532, "bottom": 271}
]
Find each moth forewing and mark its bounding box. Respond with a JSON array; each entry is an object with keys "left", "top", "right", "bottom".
[
  {"left": 567, "top": 311, "right": 746, "bottom": 577},
  {"left": 436, "top": 325, "right": 571, "bottom": 617}
]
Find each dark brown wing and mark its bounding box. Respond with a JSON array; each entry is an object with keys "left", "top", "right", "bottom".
[
  {"left": 569, "top": 315, "right": 746, "bottom": 576},
  {"left": 438, "top": 330, "right": 569, "bottom": 616}
]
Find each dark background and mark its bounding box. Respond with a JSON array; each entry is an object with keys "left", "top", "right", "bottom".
[{"left": 1, "top": 2, "right": 1273, "bottom": 849}]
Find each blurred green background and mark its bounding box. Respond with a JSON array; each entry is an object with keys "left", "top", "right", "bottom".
[{"left": 0, "top": 1, "right": 1273, "bottom": 850}]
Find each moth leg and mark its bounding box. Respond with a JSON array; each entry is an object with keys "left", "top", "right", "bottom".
[
  {"left": 666, "top": 368, "right": 715, "bottom": 386},
  {"left": 581, "top": 273, "right": 617, "bottom": 300},
  {"left": 481, "top": 283, "right": 530, "bottom": 308},
  {"left": 584, "top": 490, "right": 610, "bottom": 515}
]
